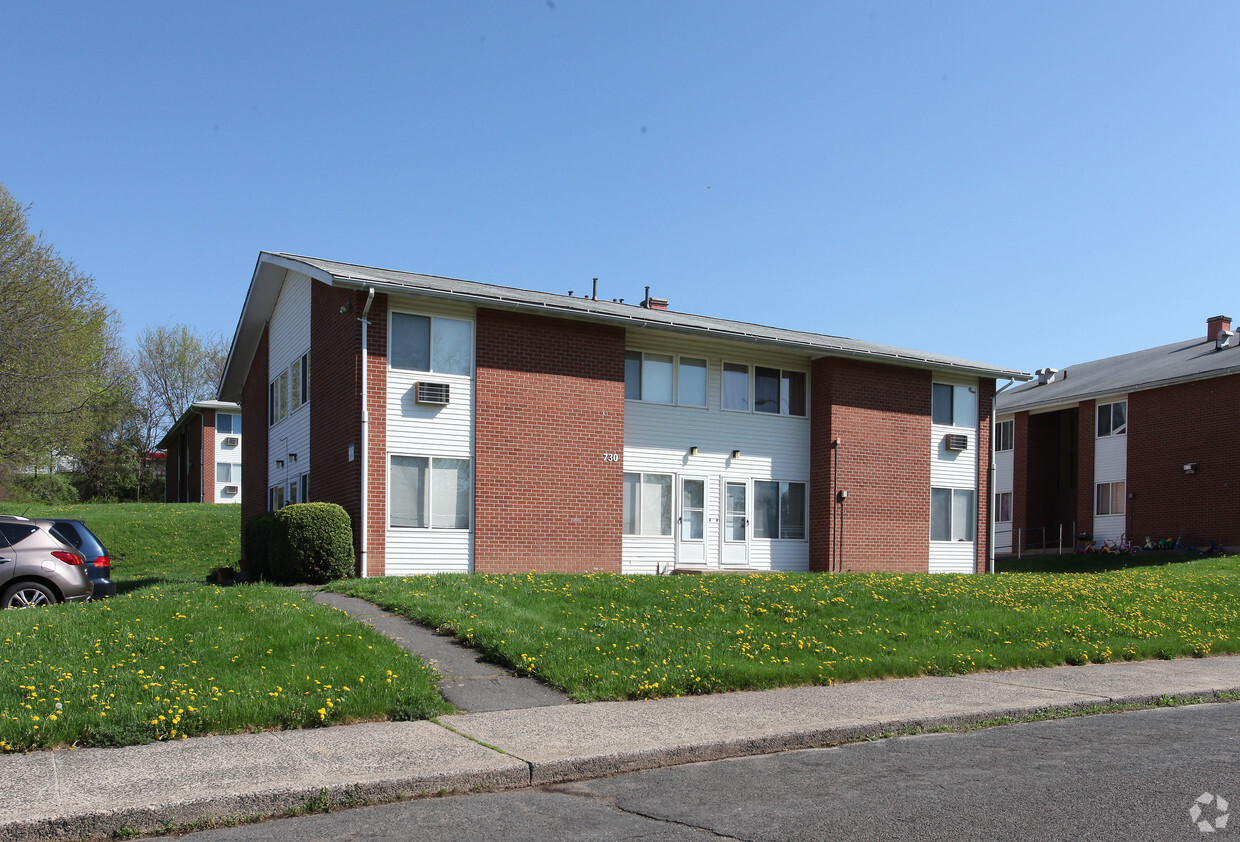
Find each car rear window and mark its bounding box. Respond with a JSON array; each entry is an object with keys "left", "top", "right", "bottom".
[
  {"left": 0, "top": 523, "right": 39, "bottom": 546},
  {"left": 53, "top": 522, "right": 84, "bottom": 549}
]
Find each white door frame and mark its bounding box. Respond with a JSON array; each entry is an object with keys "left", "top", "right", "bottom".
[
  {"left": 721, "top": 477, "right": 750, "bottom": 567},
  {"left": 676, "top": 475, "right": 708, "bottom": 567}
]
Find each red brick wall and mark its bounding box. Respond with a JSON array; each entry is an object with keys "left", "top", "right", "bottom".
[
  {"left": 473, "top": 308, "right": 625, "bottom": 573},
  {"left": 188, "top": 416, "right": 204, "bottom": 504},
  {"left": 309, "top": 282, "right": 370, "bottom": 575},
  {"left": 364, "top": 294, "right": 388, "bottom": 576},
  {"left": 1010, "top": 410, "right": 1030, "bottom": 540},
  {"left": 809, "top": 358, "right": 933, "bottom": 573},
  {"left": 1076, "top": 399, "right": 1096, "bottom": 538},
  {"left": 201, "top": 409, "right": 216, "bottom": 504},
  {"left": 164, "top": 436, "right": 182, "bottom": 504},
  {"left": 1128, "top": 374, "right": 1240, "bottom": 545},
  {"left": 975, "top": 379, "right": 995, "bottom": 573},
  {"left": 240, "top": 327, "right": 270, "bottom": 571},
  {"left": 808, "top": 358, "right": 835, "bottom": 572}
]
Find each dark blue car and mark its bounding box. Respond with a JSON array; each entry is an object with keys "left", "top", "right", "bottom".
[{"left": 52, "top": 519, "right": 116, "bottom": 599}]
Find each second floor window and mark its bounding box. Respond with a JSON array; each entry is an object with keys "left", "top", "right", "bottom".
[{"left": 1097, "top": 401, "right": 1127, "bottom": 437}]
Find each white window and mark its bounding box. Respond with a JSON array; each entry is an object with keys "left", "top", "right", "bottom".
[
  {"left": 1097, "top": 401, "right": 1127, "bottom": 437},
  {"left": 995, "top": 420, "right": 1013, "bottom": 452},
  {"left": 931, "top": 487, "right": 975, "bottom": 541},
  {"left": 299, "top": 473, "right": 309, "bottom": 503},
  {"left": 391, "top": 313, "right": 473, "bottom": 376},
  {"left": 269, "top": 485, "right": 285, "bottom": 511},
  {"left": 753, "top": 480, "right": 807, "bottom": 539},
  {"left": 217, "top": 413, "right": 237, "bottom": 435},
  {"left": 299, "top": 352, "right": 309, "bottom": 405},
  {"left": 622, "top": 472, "right": 672, "bottom": 536},
  {"left": 932, "top": 383, "right": 977, "bottom": 428},
  {"left": 624, "top": 352, "right": 707, "bottom": 407},
  {"left": 290, "top": 358, "right": 302, "bottom": 412},
  {"left": 995, "top": 491, "right": 1012, "bottom": 523},
  {"left": 287, "top": 479, "right": 299, "bottom": 505},
  {"left": 1096, "top": 481, "right": 1126, "bottom": 516},
  {"left": 754, "top": 367, "right": 807, "bottom": 416},
  {"left": 216, "top": 463, "right": 240, "bottom": 483},
  {"left": 722, "top": 363, "right": 750, "bottom": 412},
  {"left": 390, "top": 455, "right": 471, "bottom": 529},
  {"left": 677, "top": 358, "right": 707, "bottom": 407}
]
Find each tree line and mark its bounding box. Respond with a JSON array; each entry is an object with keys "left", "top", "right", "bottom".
[{"left": 0, "top": 183, "right": 228, "bottom": 503}]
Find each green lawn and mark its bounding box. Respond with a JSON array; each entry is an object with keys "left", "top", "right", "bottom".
[
  {"left": 1, "top": 502, "right": 241, "bottom": 585},
  {"left": 0, "top": 504, "right": 451, "bottom": 752},
  {"left": 332, "top": 559, "right": 1240, "bottom": 701}
]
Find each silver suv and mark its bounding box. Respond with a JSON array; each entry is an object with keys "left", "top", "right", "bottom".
[{"left": 0, "top": 515, "right": 92, "bottom": 608}]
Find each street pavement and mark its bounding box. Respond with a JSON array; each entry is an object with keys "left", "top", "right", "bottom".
[
  {"left": 2, "top": 596, "right": 1239, "bottom": 841},
  {"left": 174, "top": 702, "right": 1240, "bottom": 842}
]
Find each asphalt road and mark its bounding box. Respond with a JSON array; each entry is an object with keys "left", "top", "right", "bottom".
[{"left": 177, "top": 702, "right": 1239, "bottom": 841}]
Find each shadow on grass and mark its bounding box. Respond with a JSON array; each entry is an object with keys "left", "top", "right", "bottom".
[
  {"left": 996, "top": 551, "right": 1202, "bottom": 574},
  {"left": 115, "top": 577, "right": 163, "bottom": 595}
]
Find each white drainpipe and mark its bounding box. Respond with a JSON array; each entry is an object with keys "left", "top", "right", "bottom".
[{"left": 359, "top": 287, "right": 375, "bottom": 577}]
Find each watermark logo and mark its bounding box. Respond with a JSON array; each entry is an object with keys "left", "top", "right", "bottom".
[{"left": 1190, "top": 793, "right": 1230, "bottom": 834}]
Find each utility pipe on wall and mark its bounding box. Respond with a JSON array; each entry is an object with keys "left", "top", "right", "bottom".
[{"left": 359, "top": 287, "right": 375, "bottom": 578}]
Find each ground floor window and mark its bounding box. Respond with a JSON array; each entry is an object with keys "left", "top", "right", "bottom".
[
  {"left": 995, "top": 491, "right": 1012, "bottom": 523},
  {"left": 623, "top": 472, "right": 672, "bottom": 536},
  {"left": 390, "top": 456, "right": 471, "bottom": 529},
  {"left": 1095, "top": 481, "right": 1125, "bottom": 516},
  {"left": 268, "top": 485, "right": 284, "bottom": 511},
  {"left": 931, "top": 487, "right": 975, "bottom": 541},
  {"left": 216, "top": 463, "right": 240, "bottom": 483},
  {"left": 754, "top": 480, "right": 806, "bottom": 539}
]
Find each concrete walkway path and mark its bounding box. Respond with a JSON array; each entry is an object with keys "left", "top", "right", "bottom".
[
  {"left": 3, "top": 629, "right": 1239, "bottom": 840},
  {"left": 311, "top": 591, "right": 571, "bottom": 713}
]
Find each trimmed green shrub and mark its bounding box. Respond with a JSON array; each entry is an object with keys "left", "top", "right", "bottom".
[
  {"left": 278, "top": 503, "right": 355, "bottom": 584},
  {"left": 243, "top": 512, "right": 280, "bottom": 583},
  {"left": 245, "top": 504, "right": 355, "bottom": 584}
]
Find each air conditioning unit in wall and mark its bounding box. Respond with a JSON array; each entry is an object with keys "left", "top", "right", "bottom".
[
  {"left": 223, "top": 436, "right": 239, "bottom": 447},
  {"left": 222, "top": 485, "right": 239, "bottom": 496},
  {"left": 945, "top": 434, "right": 968, "bottom": 452},
  {"left": 415, "top": 382, "right": 450, "bottom": 405}
]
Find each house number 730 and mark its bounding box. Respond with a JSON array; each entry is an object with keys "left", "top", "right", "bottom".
[{"left": 602, "top": 453, "right": 620, "bottom": 462}]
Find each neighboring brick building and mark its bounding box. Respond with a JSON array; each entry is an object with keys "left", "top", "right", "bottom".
[
  {"left": 158, "top": 401, "right": 243, "bottom": 504},
  {"left": 218, "top": 253, "right": 1026, "bottom": 577},
  {"left": 995, "top": 315, "right": 1240, "bottom": 553}
]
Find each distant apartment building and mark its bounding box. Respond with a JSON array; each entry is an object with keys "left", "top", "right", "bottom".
[{"left": 158, "top": 401, "right": 243, "bottom": 504}]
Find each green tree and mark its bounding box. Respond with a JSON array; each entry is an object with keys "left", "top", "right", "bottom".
[
  {"left": 0, "top": 184, "right": 121, "bottom": 474},
  {"left": 135, "top": 323, "right": 229, "bottom": 436}
]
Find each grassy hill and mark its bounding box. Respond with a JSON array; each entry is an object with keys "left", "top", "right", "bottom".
[{"left": 0, "top": 502, "right": 240, "bottom": 586}]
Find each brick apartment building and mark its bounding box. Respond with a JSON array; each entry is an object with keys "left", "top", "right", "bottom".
[
  {"left": 159, "top": 401, "right": 243, "bottom": 504},
  {"left": 995, "top": 315, "right": 1240, "bottom": 553},
  {"left": 217, "top": 253, "right": 1026, "bottom": 577}
]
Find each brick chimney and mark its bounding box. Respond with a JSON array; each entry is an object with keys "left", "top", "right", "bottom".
[
  {"left": 646, "top": 297, "right": 669, "bottom": 311},
  {"left": 1208, "top": 315, "right": 1232, "bottom": 342}
]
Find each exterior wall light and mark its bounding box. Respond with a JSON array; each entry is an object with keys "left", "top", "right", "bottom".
[
  {"left": 731, "top": 449, "right": 741, "bottom": 459},
  {"left": 688, "top": 446, "right": 698, "bottom": 456},
  {"left": 1184, "top": 462, "right": 1198, "bottom": 474},
  {"left": 275, "top": 460, "right": 285, "bottom": 469}
]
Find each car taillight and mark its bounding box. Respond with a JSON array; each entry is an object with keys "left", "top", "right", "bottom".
[
  {"left": 94, "top": 555, "right": 110, "bottom": 567},
  {"left": 51, "top": 551, "right": 85, "bottom": 566}
]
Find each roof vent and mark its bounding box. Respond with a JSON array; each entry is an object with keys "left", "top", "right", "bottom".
[
  {"left": 1217, "top": 329, "right": 1236, "bottom": 351},
  {"left": 1036, "top": 367, "right": 1059, "bottom": 386}
]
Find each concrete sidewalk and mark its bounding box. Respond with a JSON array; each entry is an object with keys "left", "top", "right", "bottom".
[{"left": 2, "top": 655, "right": 1239, "bottom": 841}]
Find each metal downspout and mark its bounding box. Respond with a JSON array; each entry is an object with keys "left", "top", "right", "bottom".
[
  {"left": 359, "top": 287, "right": 375, "bottom": 578},
  {"left": 989, "top": 380, "right": 1016, "bottom": 574}
]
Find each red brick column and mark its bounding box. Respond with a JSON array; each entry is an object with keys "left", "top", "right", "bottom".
[
  {"left": 975, "top": 379, "right": 995, "bottom": 573},
  {"left": 240, "top": 327, "right": 270, "bottom": 572},
  {"left": 473, "top": 309, "right": 625, "bottom": 573},
  {"left": 201, "top": 409, "right": 217, "bottom": 504},
  {"left": 1076, "top": 399, "right": 1096, "bottom": 540}
]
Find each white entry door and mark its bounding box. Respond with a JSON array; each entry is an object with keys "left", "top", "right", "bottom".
[
  {"left": 721, "top": 479, "right": 750, "bottom": 567},
  {"left": 677, "top": 476, "right": 707, "bottom": 566}
]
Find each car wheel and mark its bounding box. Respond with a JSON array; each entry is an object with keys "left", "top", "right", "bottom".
[{"left": 3, "top": 582, "right": 57, "bottom": 609}]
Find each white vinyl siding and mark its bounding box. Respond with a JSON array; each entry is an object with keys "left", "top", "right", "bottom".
[
  {"left": 929, "top": 376, "right": 979, "bottom": 573},
  {"left": 1093, "top": 397, "right": 1128, "bottom": 542},
  {"left": 622, "top": 331, "right": 810, "bottom": 574},
  {"left": 993, "top": 414, "right": 1014, "bottom": 553},
  {"left": 266, "top": 272, "right": 312, "bottom": 505},
  {"left": 213, "top": 411, "right": 242, "bottom": 504},
  {"left": 384, "top": 296, "right": 475, "bottom": 575}
]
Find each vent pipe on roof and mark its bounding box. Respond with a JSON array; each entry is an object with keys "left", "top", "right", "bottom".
[
  {"left": 592, "top": 278, "right": 598, "bottom": 301},
  {"left": 1036, "top": 367, "right": 1059, "bottom": 386},
  {"left": 1216, "top": 329, "right": 1237, "bottom": 351}
]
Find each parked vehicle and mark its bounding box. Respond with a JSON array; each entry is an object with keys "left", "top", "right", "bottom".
[
  {"left": 0, "top": 515, "right": 92, "bottom": 608},
  {"left": 51, "top": 519, "right": 116, "bottom": 599}
]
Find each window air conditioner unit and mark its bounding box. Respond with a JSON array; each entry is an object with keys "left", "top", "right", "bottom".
[
  {"left": 223, "top": 436, "right": 240, "bottom": 447},
  {"left": 945, "top": 434, "right": 968, "bottom": 452},
  {"left": 415, "top": 382, "right": 450, "bottom": 405},
  {"left": 222, "top": 485, "right": 239, "bottom": 495}
]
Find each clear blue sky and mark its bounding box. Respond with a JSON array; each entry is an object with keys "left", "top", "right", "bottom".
[{"left": 4, "top": 1, "right": 1237, "bottom": 378}]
